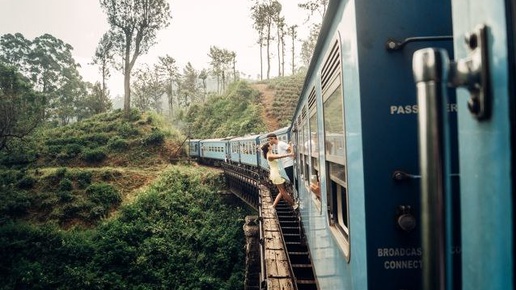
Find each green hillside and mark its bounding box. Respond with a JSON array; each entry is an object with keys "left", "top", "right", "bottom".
[
  {"left": 262, "top": 72, "right": 305, "bottom": 128},
  {"left": 184, "top": 74, "right": 305, "bottom": 138},
  {"left": 0, "top": 109, "right": 185, "bottom": 227},
  {"left": 0, "top": 72, "right": 304, "bottom": 289},
  {"left": 0, "top": 166, "right": 249, "bottom": 289},
  {"left": 0, "top": 109, "right": 252, "bottom": 289}
]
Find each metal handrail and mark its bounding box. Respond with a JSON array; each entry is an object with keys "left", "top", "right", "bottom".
[{"left": 413, "top": 48, "right": 452, "bottom": 290}]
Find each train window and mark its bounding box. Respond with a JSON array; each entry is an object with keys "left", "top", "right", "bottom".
[
  {"left": 300, "top": 106, "right": 309, "bottom": 154},
  {"left": 297, "top": 106, "right": 308, "bottom": 180},
  {"left": 308, "top": 88, "right": 322, "bottom": 210},
  {"left": 328, "top": 176, "right": 348, "bottom": 235},
  {"left": 324, "top": 85, "right": 345, "bottom": 162},
  {"left": 293, "top": 118, "right": 303, "bottom": 178},
  {"left": 309, "top": 120, "right": 318, "bottom": 156},
  {"left": 302, "top": 120, "right": 310, "bottom": 181},
  {"left": 246, "top": 141, "right": 252, "bottom": 154},
  {"left": 323, "top": 71, "right": 350, "bottom": 259}
]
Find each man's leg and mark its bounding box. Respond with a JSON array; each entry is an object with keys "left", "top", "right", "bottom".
[
  {"left": 284, "top": 166, "right": 294, "bottom": 186},
  {"left": 284, "top": 166, "right": 299, "bottom": 203}
]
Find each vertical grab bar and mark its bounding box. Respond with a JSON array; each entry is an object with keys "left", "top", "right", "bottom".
[{"left": 412, "top": 48, "right": 452, "bottom": 290}]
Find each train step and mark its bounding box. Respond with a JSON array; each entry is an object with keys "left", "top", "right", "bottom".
[
  {"left": 289, "top": 251, "right": 312, "bottom": 264},
  {"left": 296, "top": 280, "right": 318, "bottom": 290},
  {"left": 273, "top": 198, "right": 318, "bottom": 289}
]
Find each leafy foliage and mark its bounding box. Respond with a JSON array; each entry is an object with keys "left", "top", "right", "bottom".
[
  {"left": 0, "top": 33, "right": 96, "bottom": 125},
  {"left": 142, "top": 129, "right": 165, "bottom": 146},
  {"left": 184, "top": 81, "right": 266, "bottom": 138},
  {"left": 0, "top": 109, "right": 183, "bottom": 168},
  {"left": 183, "top": 74, "right": 304, "bottom": 138},
  {"left": 82, "top": 148, "right": 108, "bottom": 163},
  {"left": 0, "top": 165, "right": 250, "bottom": 290},
  {"left": 0, "top": 62, "right": 45, "bottom": 151},
  {"left": 0, "top": 167, "right": 128, "bottom": 226},
  {"left": 99, "top": 0, "right": 171, "bottom": 115}
]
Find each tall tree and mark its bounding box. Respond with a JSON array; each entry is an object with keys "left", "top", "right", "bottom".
[
  {"left": 53, "top": 72, "right": 88, "bottom": 125},
  {"left": 180, "top": 62, "right": 199, "bottom": 107},
  {"left": 0, "top": 33, "right": 86, "bottom": 124},
  {"left": 275, "top": 15, "right": 286, "bottom": 77},
  {"left": 220, "top": 50, "right": 236, "bottom": 92},
  {"left": 91, "top": 32, "right": 115, "bottom": 105},
  {"left": 156, "top": 55, "right": 180, "bottom": 119},
  {"left": 251, "top": 3, "right": 267, "bottom": 80},
  {"left": 298, "top": 0, "right": 328, "bottom": 22},
  {"left": 288, "top": 25, "right": 298, "bottom": 75},
  {"left": 252, "top": 0, "right": 283, "bottom": 79},
  {"left": 0, "top": 62, "right": 45, "bottom": 151},
  {"left": 76, "top": 82, "right": 113, "bottom": 121},
  {"left": 263, "top": 2, "right": 275, "bottom": 79},
  {"left": 0, "top": 33, "right": 31, "bottom": 77},
  {"left": 207, "top": 46, "right": 236, "bottom": 93},
  {"left": 300, "top": 23, "right": 321, "bottom": 68},
  {"left": 131, "top": 65, "right": 165, "bottom": 113},
  {"left": 208, "top": 46, "right": 223, "bottom": 93},
  {"left": 198, "top": 69, "right": 208, "bottom": 103},
  {"left": 230, "top": 51, "right": 238, "bottom": 83},
  {"left": 99, "top": 0, "right": 171, "bottom": 116}
]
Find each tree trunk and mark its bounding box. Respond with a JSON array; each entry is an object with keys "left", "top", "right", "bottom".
[
  {"left": 277, "top": 30, "right": 281, "bottom": 77},
  {"left": 266, "top": 23, "right": 272, "bottom": 79},
  {"left": 168, "top": 81, "right": 174, "bottom": 119},
  {"left": 124, "top": 66, "right": 131, "bottom": 116},
  {"left": 281, "top": 38, "right": 285, "bottom": 76},
  {"left": 291, "top": 38, "right": 295, "bottom": 75},
  {"left": 260, "top": 39, "right": 263, "bottom": 80},
  {"left": 123, "top": 40, "right": 133, "bottom": 117}
]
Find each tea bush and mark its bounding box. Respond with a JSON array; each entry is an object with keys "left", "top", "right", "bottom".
[
  {"left": 75, "top": 170, "right": 92, "bottom": 189},
  {"left": 82, "top": 148, "right": 107, "bottom": 163},
  {"left": 108, "top": 137, "right": 129, "bottom": 151},
  {"left": 86, "top": 183, "right": 121, "bottom": 208},
  {"left": 142, "top": 129, "right": 165, "bottom": 146},
  {"left": 16, "top": 175, "right": 36, "bottom": 189}
]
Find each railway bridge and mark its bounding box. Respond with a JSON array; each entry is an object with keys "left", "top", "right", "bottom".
[{"left": 222, "top": 163, "right": 318, "bottom": 290}]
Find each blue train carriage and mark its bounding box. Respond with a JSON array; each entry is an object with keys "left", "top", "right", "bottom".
[
  {"left": 199, "top": 137, "right": 231, "bottom": 166},
  {"left": 228, "top": 134, "right": 261, "bottom": 168},
  {"left": 290, "top": 0, "right": 457, "bottom": 289},
  {"left": 411, "top": 0, "right": 515, "bottom": 288},
  {"left": 187, "top": 139, "right": 201, "bottom": 158}
]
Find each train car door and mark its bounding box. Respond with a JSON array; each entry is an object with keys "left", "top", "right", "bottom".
[
  {"left": 413, "top": 0, "right": 515, "bottom": 289},
  {"left": 451, "top": 0, "right": 515, "bottom": 289}
]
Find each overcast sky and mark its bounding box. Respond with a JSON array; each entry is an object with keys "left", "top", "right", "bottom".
[{"left": 0, "top": 0, "right": 313, "bottom": 97}]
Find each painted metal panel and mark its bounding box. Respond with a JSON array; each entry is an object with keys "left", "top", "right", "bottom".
[{"left": 451, "top": 0, "right": 515, "bottom": 289}]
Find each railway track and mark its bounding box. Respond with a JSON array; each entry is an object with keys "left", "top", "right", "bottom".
[
  {"left": 274, "top": 199, "right": 318, "bottom": 290},
  {"left": 222, "top": 163, "right": 318, "bottom": 289}
]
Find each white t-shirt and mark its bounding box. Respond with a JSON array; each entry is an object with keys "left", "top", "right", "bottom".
[{"left": 276, "top": 141, "right": 293, "bottom": 168}]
